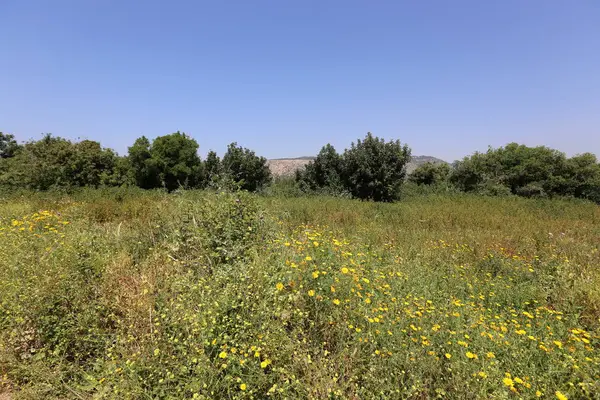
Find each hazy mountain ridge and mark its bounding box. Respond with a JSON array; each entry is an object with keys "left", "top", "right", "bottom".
[{"left": 268, "top": 155, "right": 447, "bottom": 177}]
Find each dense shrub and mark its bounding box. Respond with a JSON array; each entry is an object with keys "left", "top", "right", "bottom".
[
  {"left": 204, "top": 150, "right": 222, "bottom": 183},
  {"left": 408, "top": 162, "right": 451, "bottom": 185},
  {"left": 295, "top": 144, "right": 345, "bottom": 195},
  {"left": 343, "top": 133, "right": 411, "bottom": 201},
  {"left": 450, "top": 143, "right": 600, "bottom": 202},
  {"left": 296, "top": 133, "right": 412, "bottom": 202},
  {"left": 128, "top": 132, "right": 205, "bottom": 191},
  {"left": 0, "top": 134, "right": 119, "bottom": 190},
  {"left": 0, "top": 132, "right": 20, "bottom": 159},
  {"left": 221, "top": 142, "right": 272, "bottom": 192}
]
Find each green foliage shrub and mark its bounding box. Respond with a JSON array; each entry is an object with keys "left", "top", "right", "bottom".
[
  {"left": 450, "top": 143, "right": 600, "bottom": 202},
  {"left": 221, "top": 142, "right": 272, "bottom": 192},
  {"left": 186, "top": 191, "right": 267, "bottom": 266},
  {"left": 0, "top": 134, "right": 118, "bottom": 190},
  {"left": 295, "top": 144, "right": 345, "bottom": 195},
  {"left": 296, "top": 133, "right": 411, "bottom": 202},
  {"left": 408, "top": 162, "right": 451, "bottom": 185},
  {"left": 0, "top": 132, "right": 20, "bottom": 159},
  {"left": 128, "top": 132, "right": 205, "bottom": 191},
  {"left": 342, "top": 133, "right": 411, "bottom": 202}
]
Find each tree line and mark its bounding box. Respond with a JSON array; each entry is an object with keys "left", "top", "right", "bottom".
[
  {"left": 0, "top": 132, "right": 271, "bottom": 192},
  {"left": 409, "top": 143, "right": 600, "bottom": 203},
  {"left": 1, "top": 131, "right": 599, "bottom": 203}
]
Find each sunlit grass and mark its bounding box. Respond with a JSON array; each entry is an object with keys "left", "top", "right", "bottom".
[{"left": 0, "top": 190, "right": 598, "bottom": 399}]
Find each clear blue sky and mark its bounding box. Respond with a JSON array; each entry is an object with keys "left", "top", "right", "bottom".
[{"left": 1, "top": 1, "right": 599, "bottom": 161}]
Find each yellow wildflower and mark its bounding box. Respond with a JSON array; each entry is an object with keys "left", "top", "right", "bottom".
[
  {"left": 555, "top": 391, "right": 567, "bottom": 400},
  {"left": 276, "top": 282, "right": 284, "bottom": 291}
]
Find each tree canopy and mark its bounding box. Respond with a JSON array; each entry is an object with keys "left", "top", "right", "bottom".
[{"left": 296, "top": 133, "right": 412, "bottom": 202}]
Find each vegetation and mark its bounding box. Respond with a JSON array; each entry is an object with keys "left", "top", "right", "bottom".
[
  {"left": 449, "top": 143, "right": 600, "bottom": 202},
  {"left": 408, "top": 162, "right": 451, "bottom": 186},
  {"left": 296, "top": 133, "right": 412, "bottom": 202},
  {"left": 0, "top": 189, "right": 598, "bottom": 399},
  {"left": 221, "top": 143, "right": 272, "bottom": 192},
  {"left": 0, "top": 134, "right": 119, "bottom": 190},
  {"left": 0, "top": 133, "right": 271, "bottom": 194},
  {"left": 2, "top": 131, "right": 599, "bottom": 204},
  {"left": 0, "top": 132, "right": 20, "bottom": 159}
]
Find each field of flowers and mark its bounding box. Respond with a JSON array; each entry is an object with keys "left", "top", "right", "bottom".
[{"left": 0, "top": 189, "right": 599, "bottom": 399}]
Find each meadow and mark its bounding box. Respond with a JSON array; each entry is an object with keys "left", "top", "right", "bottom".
[{"left": 0, "top": 189, "right": 599, "bottom": 399}]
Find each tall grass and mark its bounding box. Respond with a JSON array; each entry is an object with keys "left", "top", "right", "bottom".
[{"left": 1, "top": 190, "right": 598, "bottom": 399}]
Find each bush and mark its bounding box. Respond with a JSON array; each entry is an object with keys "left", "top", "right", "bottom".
[
  {"left": 342, "top": 133, "right": 411, "bottom": 202},
  {"left": 450, "top": 143, "right": 600, "bottom": 203},
  {"left": 515, "top": 183, "right": 547, "bottom": 198},
  {"left": 296, "top": 133, "right": 412, "bottom": 202},
  {"left": 0, "top": 134, "right": 118, "bottom": 190},
  {"left": 128, "top": 132, "right": 205, "bottom": 191},
  {"left": 221, "top": 142, "right": 272, "bottom": 192},
  {"left": 296, "top": 144, "right": 344, "bottom": 194},
  {"left": 0, "top": 132, "right": 20, "bottom": 159},
  {"left": 475, "top": 181, "right": 513, "bottom": 197},
  {"left": 204, "top": 150, "right": 222, "bottom": 183},
  {"left": 408, "top": 162, "right": 451, "bottom": 185}
]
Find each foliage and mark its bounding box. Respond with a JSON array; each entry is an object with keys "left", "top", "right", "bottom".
[
  {"left": 295, "top": 144, "right": 345, "bottom": 195},
  {"left": 171, "top": 191, "right": 267, "bottom": 267},
  {"left": 408, "top": 162, "right": 451, "bottom": 185},
  {"left": 0, "top": 134, "right": 118, "bottom": 190},
  {"left": 342, "top": 133, "right": 412, "bottom": 201},
  {"left": 127, "top": 136, "right": 160, "bottom": 189},
  {"left": 128, "top": 132, "right": 205, "bottom": 191},
  {"left": 221, "top": 142, "right": 272, "bottom": 192},
  {"left": 0, "top": 132, "right": 20, "bottom": 159},
  {"left": 204, "top": 150, "right": 222, "bottom": 183},
  {"left": 296, "top": 133, "right": 412, "bottom": 202},
  {"left": 1, "top": 191, "right": 600, "bottom": 399},
  {"left": 450, "top": 143, "right": 600, "bottom": 202}
]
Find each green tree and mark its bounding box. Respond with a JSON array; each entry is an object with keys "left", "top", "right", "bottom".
[
  {"left": 69, "top": 140, "right": 118, "bottom": 187},
  {"left": 341, "top": 133, "right": 411, "bottom": 202},
  {"left": 0, "top": 134, "right": 118, "bottom": 190},
  {"left": 408, "top": 162, "right": 451, "bottom": 185},
  {"left": 296, "top": 144, "right": 344, "bottom": 194},
  {"left": 559, "top": 153, "right": 600, "bottom": 202},
  {"left": 128, "top": 136, "right": 160, "bottom": 189},
  {"left": 450, "top": 143, "right": 600, "bottom": 202},
  {"left": 205, "top": 150, "right": 222, "bottom": 182},
  {"left": 150, "top": 132, "right": 205, "bottom": 191},
  {"left": 221, "top": 142, "right": 271, "bottom": 192},
  {"left": 0, "top": 134, "right": 75, "bottom": 189},
  {"left": 0, "top": 132, "right": 20, "bottom": 159}
]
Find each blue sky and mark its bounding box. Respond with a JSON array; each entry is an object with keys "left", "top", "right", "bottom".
[{"left": 1, "top": 1, "right": 599, "bottom": 161}]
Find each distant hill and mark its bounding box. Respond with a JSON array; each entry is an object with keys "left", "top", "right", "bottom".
[{"left": 268, "top": 155, "right": 447, "bottom": 177}]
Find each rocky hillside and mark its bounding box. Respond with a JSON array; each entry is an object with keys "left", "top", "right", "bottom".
[{"left": 268, "top": 155, "right": 447, "bottom": 177}]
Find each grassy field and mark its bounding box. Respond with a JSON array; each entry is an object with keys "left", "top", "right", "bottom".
[{"left": 1, "top": 189, "right": 599, "bottom": 399}]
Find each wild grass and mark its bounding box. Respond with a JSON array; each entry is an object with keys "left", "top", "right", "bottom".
[{"left": 0, "top": 189, "right": 598, "bottom": 399}]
